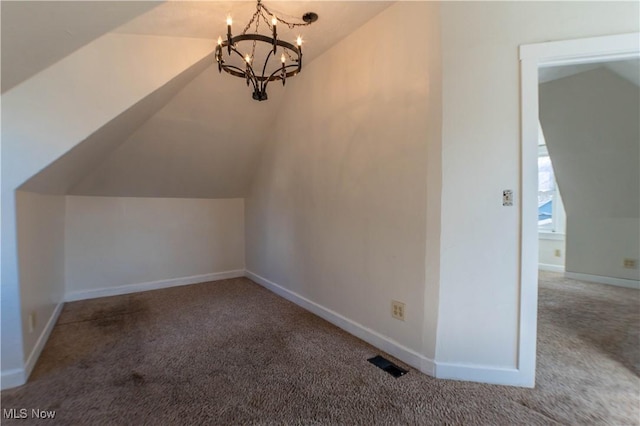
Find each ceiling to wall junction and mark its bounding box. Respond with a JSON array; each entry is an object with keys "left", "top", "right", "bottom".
[
  {"left": 114, "top": 1, "right": 392, "bottom": 67},
  {"left": 539, "top": 58, "right": 640, "bottom": 86},
  {"left": 6, "top": 1, "right": 393, "bottom": 199},
  {"left": 69, "top": 63, "right": 282, "bottom": 198}
]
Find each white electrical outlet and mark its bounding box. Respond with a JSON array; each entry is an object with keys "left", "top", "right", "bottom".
[
  {"left": 623, "top": 258, "right": 638, "bottom": 269},
  {"left": 391, "top": 300, "right": 405, "bottom": 321}
]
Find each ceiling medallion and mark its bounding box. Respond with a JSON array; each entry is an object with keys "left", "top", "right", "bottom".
[{"left": 215, "top": 0, "right": 318, "bottom": 101}]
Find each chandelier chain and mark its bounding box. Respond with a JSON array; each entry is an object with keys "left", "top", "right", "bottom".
[
  {"left": 284, "top": 48, "right": 294, "bottom": 61},
  {"left": 240, "top": 1, "right": 309, "bottom": 62},
  {"left": 241, "top": 0, "right": 313, "bottom": 35},
  {"left": 250, "top": 11, "right": 261, "bottom": 60},
  {"left": 261, "top": 3, "right": 312, "bottom": 29},
  {"left": 241, "top": 8, "right": 260, "bottom": 35}
]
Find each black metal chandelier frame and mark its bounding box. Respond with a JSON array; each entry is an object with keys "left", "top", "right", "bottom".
[{"left": 215, "top": 0, "right": 317, "bottom": 101}]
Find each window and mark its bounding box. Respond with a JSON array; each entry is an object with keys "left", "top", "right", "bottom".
[
  {"left": 538, "top": 124, "right": 565, "bottom": 234},
  {"left": 538, "top": 146, "right": 555, "bottom": 230}
]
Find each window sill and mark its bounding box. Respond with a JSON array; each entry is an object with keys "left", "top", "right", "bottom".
[{"left": 538, "top": 231, "right": 565, "bottom": 241}]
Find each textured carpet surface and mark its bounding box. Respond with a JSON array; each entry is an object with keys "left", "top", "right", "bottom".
[{"left": 2, "top": 273, "right": 639, "bottom": 425}]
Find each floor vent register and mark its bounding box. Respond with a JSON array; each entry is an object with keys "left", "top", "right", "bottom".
[{"left": 367, "top": 355, "right": 408, "bottom": 378}]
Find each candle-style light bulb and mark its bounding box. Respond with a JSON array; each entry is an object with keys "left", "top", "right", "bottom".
[
  {"left": 271, "top": 15, "right": 278, "bottom": 54},
  {"left": 226, "top": 16, "right": 233, "bottom": 55},
  {"left": 216, "top": 36, "right": 222, "bottom": 65},
  {"left": 244, "top": 53, "right": 251, "bottom": 86},
  {"left": 280, "top": 52, "right": 286, "bottom": 86},
  {"left": 296, "top": 36, "right": 303, "bottom": 56}
]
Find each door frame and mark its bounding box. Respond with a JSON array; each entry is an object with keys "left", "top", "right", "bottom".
[{"left": 518, "top": 33, "right": 639, "bottom": 386}]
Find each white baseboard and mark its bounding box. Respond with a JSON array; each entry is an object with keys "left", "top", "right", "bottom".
[
  {"left": 24, "top": 302, "right": 64, "bottom": 382},
  {"left": 1, "top": 368, "right": 26, "bottom": 391},
  {"left": 435, "top": 362, "right": 533, "bottom": 388},
  {"left": 1, "top": 302, "right": 64, "bottom": 391},
  {"left": 538, "top": 263, "right": 565, "bottom": 273},
  {"left": 65, "top": 270, "right": 245, "bottom": 302},
  {"left": 565, "top": 271, "right": 639, "bottom": 290},
  {"left": 244, "top": 270, "right": 435, "bottom": 376}
]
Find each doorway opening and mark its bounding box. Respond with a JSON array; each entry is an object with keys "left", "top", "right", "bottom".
[{"left": 518, "top": 33, "right": 639, "bottom": 386}]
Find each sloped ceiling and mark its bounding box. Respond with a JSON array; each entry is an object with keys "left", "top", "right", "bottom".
[
  {"left": 1, "top": 1, "right": 159, "bottom": 92},
  {"left": 539, "top": 58, "right": 640, "bottom": 86},
  {"left": 69, "top": 63, "right": 281, "bottom": 198},
  {"left": 9, "top": 1, "right": 393, "bottom": 199},
  {"left": 19, "top": 55, "right": 213, "bottom": 195},
  {"left": 606, "top": 59, "right": 640, "bottom": 87},
  {"left": 114, "top": 1, "right": 392, "bottom": 65}
]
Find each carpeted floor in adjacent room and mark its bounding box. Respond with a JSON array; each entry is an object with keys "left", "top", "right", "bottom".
[{"left": 2, "top": 271, "right": 639, "bottom": 424}]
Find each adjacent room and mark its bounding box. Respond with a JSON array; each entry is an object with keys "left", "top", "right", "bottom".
[{"left": 1, "top": 1, "right": 638, "bottom": 424}]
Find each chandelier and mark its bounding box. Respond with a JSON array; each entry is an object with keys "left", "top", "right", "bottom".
[{"left": 215, "top": 0, "right": 318, "bottom": 101}]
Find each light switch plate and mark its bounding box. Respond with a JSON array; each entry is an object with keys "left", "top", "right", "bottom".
[{"left": 503, "top": 190, "right": 513, "bottom": 206}]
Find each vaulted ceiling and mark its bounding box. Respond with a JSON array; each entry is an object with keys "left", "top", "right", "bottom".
[
  {"left": 539, "top": 58, "right": 640, "bottom": 86},
  {"left": 1, "top": 1, "right": 160, "bottom": 93},
  {"left": 3, "top": 1, "right": 392, "bottom": 198}
]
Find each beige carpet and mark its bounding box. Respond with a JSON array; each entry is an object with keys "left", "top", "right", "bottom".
[{"left": 2, "top": 272, "right": 639, "bottom": 424}]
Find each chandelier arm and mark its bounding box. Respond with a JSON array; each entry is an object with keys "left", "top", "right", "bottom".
[
  {"left": 228, "top": 47, "right": 257, "bottom": 80},
  {"left": 242, "top": 64, "right": 261, "bottom": 93},
  {"left": 227, "top": 45, "right": 250, "bottom": 62},
  {"left": 220, "top": 65, "right": 259, "bottom": 93},
  {"left": 217, "top": 43, "right": 259, "bottom": 67},
  {"left": 221, "top": 65, "right": 248, "bottom": 77},
  {"left": 221, "top": 45, "right": 260, "bottom": 92},
  {"left": 224, "top": 64, "right": 299, "bottom": 82},
  {"left": 285, "top": 63, "right": 301, "bottom": 77},
  {"left": 261, "top": 63, "right": 302, "bottom": 94},
  {"left": 219, "top": 60, "right": 300, "bottom": 82},
  {"left": 265, "top": 64, "right": 300, "bottom": 82},
  {"left": 257, "top": 49, "right": 277, "bottom": 95},
  {"left": 260, "top": 49, "right": 276, "bottom": 83},
  {"left": 258, "top": 65, "right": 300, "bottom": 92}
]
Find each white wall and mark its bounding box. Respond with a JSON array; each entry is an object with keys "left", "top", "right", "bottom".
[
  {"left": 437, "top": 1, "right": 639, "bottom": 378},
  {"left": 567, "top": 217, "right": 639, "bottom": 281},
  {"left": 246, "top": 2, "right": 441, "bottom": 367},
  {"left": 539, "top": 68, "right": 639, "bottom": 282},
  {"left": 65, "top": 196, "right": 245, "bottom": 297},
  {"left": 539, "top": 237, "right": 565, "bottom": 271},
  {"left": 1, "top": 32, "right": 212, "bottom": 380},
  {"left": 15, "top": 191, "right": 66, "bottom": 374}
]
